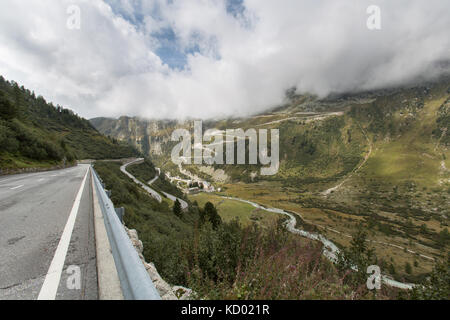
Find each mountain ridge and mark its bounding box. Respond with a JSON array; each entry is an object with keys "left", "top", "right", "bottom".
[
  {"left": 91, "top": 78, "right": 450, "bottom": 282},
  {"left": 0, "top": 75, "right": 139, "bottom": 171}
]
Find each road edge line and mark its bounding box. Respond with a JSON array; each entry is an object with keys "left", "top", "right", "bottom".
[{"left": 37, "top": 165, "right": 90, "bottom": 300}]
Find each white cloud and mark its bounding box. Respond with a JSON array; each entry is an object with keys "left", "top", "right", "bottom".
[{"left": 0, "top": 0, "right": 449, "bottom": 120}]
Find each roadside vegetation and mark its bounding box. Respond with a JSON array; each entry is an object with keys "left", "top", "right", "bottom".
[{"left": 95, "top": 160, "right": 412, "bottom": 300}]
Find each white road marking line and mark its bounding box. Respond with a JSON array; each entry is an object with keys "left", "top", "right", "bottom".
[
  {"left": 10, "top": 185, "right": 24, "bottom": 190},
  {"left": 37, "top": 166, "right": 90, "bottom": 300}
]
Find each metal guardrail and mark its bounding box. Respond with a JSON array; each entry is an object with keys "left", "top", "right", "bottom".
[{"left": 91, "top": 168, "right": 161, "bottom": 300}]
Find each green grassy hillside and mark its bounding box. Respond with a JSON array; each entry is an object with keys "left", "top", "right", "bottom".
[
  {"left": 216, "top": 82, "right": 450, "bottom": 282},
  {"left": 94, "top": 160, "right": 403, "bottom": 299},
  {"left": 90, "top": 79, "right": 450, "bottom": 283},
  {"left": 90, "top": 79, "right": 449, "bottom": 191},
  {"left": 0, "top": 76, "right": 138, "bottom": 171}
]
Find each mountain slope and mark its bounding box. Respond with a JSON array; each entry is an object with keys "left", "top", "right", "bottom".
[
  {"left": 90, "top": 79, "right": 450, "bottom": 188},
  {"left": 0, "top": 76, "right": 139, "bottom": 171},
  {"left": 91, "top": 78, "right": 450, "bottom": 282}
]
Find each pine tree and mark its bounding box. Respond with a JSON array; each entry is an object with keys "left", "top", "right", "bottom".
[
  {"left": 405, "top": 262, "right": 412, "bottom": 274},
  {"left": 0, "top": 92, "right": 16, "bottom": 120},
  {"left": 203, "top": 202, "right": 222, "bottom": 230},
  {"left": 173, "top": 199, "right": 182, "bottom": 218},
  {"left": 337, "top": 229, "right": 377, "bottom": 285},
  {"left": 409, "top": 256, "right": 449, "bottom": 300}
]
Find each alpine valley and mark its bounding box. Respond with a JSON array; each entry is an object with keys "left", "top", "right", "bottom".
[{"left": 91, "top": 77, "right": 450, "bottom": 285}]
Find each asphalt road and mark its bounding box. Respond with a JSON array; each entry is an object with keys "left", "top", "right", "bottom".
[
  {"left": 0, "top": 164, "right": 98, "bottom": 300},
  {"left": 121, "top": 159, "right": 188, "bottom": 210},
  {"left": 120, "top": 159, "right": 163, "bottom": 203}
]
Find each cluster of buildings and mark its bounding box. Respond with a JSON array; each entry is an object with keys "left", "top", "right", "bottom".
[
  {"left": 165, "top": 170, "right": 217, "bottom": 194},
  {"left": 187, "top": 180, "right": 215, "bottom": 194}
]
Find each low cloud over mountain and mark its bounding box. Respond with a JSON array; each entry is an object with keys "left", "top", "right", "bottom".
[{"left": 0, "top": 0, "right": 449, "bottom": 119}]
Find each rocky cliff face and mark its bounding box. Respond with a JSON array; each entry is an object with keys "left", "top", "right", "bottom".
[{"left": 90, "top": 117, "right": 185, "bottom": 157}]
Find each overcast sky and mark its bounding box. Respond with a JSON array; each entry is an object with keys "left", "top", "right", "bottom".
[{"left": 0, "top": 0, "right": 449, "bottom": 120}]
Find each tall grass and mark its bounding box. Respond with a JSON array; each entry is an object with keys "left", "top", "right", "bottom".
[{"left": 186, "top": 221, "right": 392, "bottom": 300}]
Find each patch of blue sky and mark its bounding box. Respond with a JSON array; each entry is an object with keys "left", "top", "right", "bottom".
[
  {"left": 226, "top": 0, "right": 246, "bottom": 17},
  {"left": 104, "top": 0, "right": 223, "bottom": 69},
  {"left": 154, "top": 30, "right": 221, "bottom": 70},
  {"left": 104, "top": 1, "right": 186, "bottom": 69},
  {"left": 226, "top": 0, "right": 253, "bottom": 29},
  {"left": 153, "top": 27, "right": 189, "bottom": 70},
  {"left": 105, "top": 0, "right": 146, "bottom": 26}
]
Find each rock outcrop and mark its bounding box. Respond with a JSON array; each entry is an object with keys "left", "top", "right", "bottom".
[{"left": 125, "top": 227, "right": 192, "bottom": 300}]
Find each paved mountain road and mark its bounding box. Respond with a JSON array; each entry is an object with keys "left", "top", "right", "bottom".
[
  {"left": 149, "top": 168, "right": 188, "bottom": 210},
  {"left": 121, "top": 159, "right": 188, "bottom": 210},
  {"left": 0, "top": 165, "right": 98, "bottom": 300},
  {"left": 120, "top": 159, "right": 162, "bottom": 203}
]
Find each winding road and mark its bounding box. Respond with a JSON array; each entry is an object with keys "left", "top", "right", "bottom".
[
  {"left": 120, "top": 159, "right": 162, "bottom": 203},
  {"left": 125, "top": 157, "right": 419, "bottom": 290},
  {"left": 149, "top": 168, "right": 188, "bottom": 210},
  {"left": 256, "top": 112, "right": 345, "bottom": 127},
  {"left": 121, "top": 159, "right": 188, "bottom": 210}
]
